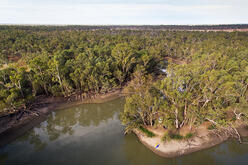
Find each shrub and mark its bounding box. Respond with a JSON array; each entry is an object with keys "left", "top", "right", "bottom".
[
  {"left": 139, "top": 126, "right": 155, "bottom": 137},
  {"left": 161, "top": 132, "right": 171, "bottom": 142}
]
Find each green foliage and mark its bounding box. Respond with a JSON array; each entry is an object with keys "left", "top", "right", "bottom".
[
  {"left": 0, "top": 27, "right": 248, "bottom": 122},
  {"left": 185, "top": 133, "right": 194, "bottom": 139},
  {"left": 162, "top": 132, "right": 193, "bottom": 141},
  {"left": 139, "top": 126, "right": 155, "bottom": 137},
  {"left": 121, "top": 73, "right": 162, "bottom": 130},
  {"left": 161, "top": 132, "right": 171, "bottom": 142},
  {"left": 170, "top": 133, "right": 183, "bottom": 140},
  {"left": 122, "top": 39, "right": 248, "bottom": 131}
]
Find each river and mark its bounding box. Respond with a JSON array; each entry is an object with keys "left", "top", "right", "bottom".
[{"left": 0, "top": 98, "right": 248, "bottom": 165}]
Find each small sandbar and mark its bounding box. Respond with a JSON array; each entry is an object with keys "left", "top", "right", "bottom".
[{"left": 133, "top": 124, "right": 247, "bottom": 158}]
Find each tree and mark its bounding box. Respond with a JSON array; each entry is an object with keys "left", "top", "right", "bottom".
[
  {"left": 121, "top": 70, "right": 162, "bottom": 133},
  {"left": 28, "top": 54, "right": 51, "bottom": 95},
  {"left": 112, "top": 43, "right": 137, "bottom": 85}
]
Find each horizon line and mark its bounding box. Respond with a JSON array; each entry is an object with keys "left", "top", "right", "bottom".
[{"left": 0, "top": 23, "right": 248, "bottom": 26}]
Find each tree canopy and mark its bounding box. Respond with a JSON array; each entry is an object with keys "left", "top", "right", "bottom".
[{"left": 0, "top": 26, "right": 248, "bottom": 129}]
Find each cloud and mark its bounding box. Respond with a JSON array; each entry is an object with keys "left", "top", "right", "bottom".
[{"left": 0, "top": 1, "right": 247, "bottom": 24}]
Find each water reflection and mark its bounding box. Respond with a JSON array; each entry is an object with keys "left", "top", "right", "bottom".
[
  {"left": 1, "top": 98, "right": 248, "bottom": 165},
  {"left": 34, "top": 98, "right": 124, "bottom": 145}
]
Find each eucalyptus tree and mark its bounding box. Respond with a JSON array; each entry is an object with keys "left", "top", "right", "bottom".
[
  {"left": 28, "top": 54, "right": 51, "bottom": 96},
  {"left": 112, "top": 43, "right": 137, "bottom": 85}
]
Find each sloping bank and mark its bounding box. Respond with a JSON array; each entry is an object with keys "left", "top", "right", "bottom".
[
  {"left": 0, "top": 89, "right": 124, "bottom": 147},
  {"left": 133, "top": 125, "right": 248, "bottom": 158}
]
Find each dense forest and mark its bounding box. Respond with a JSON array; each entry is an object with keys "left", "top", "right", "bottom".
[
  {"left": 0, "top": 24, "right": 248, "bottom": 32},
  {"left": 0, "top": 26, "right": 248, "bottom": 135}
]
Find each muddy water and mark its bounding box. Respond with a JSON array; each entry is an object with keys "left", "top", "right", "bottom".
[{"left": 0, "top": 98, "right": 248, "bottom": 165}]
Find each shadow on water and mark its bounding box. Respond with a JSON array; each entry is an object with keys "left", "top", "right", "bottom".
[{"left": 1, "top": 97, "right": 248, "bottom": 165}]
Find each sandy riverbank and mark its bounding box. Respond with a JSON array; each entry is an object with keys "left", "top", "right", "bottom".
[
  {"left": 0, "top": 89, "right": 124, "bottom": 147},
  {"left": 133, "top": 124, "right": 248, "bottom": 158}
]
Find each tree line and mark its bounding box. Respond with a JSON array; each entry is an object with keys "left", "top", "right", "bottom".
[{"left": 0, "top": 24, "right": 248, "bottom": 31}]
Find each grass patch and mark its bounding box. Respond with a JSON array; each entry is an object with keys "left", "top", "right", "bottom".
[
  {"left": 161, "top": 132, "right": 194, "bottom": 141},
  {"left": 184, "top": 133, "right": 194, "bottom": 139},
  {"left": 170, "top": 133, "right": 183, "bottom": 140},
  {"left": 139, "top": 126, "right": 155, "bottom": 137}
]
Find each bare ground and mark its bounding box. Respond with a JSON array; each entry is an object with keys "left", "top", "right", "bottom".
[{"left": 133, "top": 123, "right": 247, "bottom": 158}]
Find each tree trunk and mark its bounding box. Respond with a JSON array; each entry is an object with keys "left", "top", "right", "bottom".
[
  {"left": 150, "top": 114, "right": 153, "bottom": 126},
  {"left": 43, "top": 84, "right": 49, "bottom": 95},
  {"left": 175, "top": 109, "right": 179, "bottom": 129},
  {"left": 206, "top": 118, "right": 218, "bottom": 125},
  {"left": 184, "top": 102, "right": 187, "bottom": 120},
  {"left": 138, "top": 110, "right": 146, "bottom": 126},
  {"left": 18, "top": 81, "right": 24, "bottom": 98},
  {"left": 55, "top": 64, "right": 63, "bottom": 92}
]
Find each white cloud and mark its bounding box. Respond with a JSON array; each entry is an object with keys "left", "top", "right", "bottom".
[{"left": 0, "top": 2, "right": 246, "bottom": 24}]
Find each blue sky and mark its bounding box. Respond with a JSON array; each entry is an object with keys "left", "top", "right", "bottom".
[{"left": 0, "top": 0, "right": 247, "bottom": 25}]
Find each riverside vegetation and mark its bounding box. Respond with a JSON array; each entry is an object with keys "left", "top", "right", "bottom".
[{"left": 0, "top": 26, "right": 248, "bottom": 148}]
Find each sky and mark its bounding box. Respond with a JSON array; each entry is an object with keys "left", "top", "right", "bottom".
[{"left": 0, "top": 0, "right": 247, "bottom": 25}]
